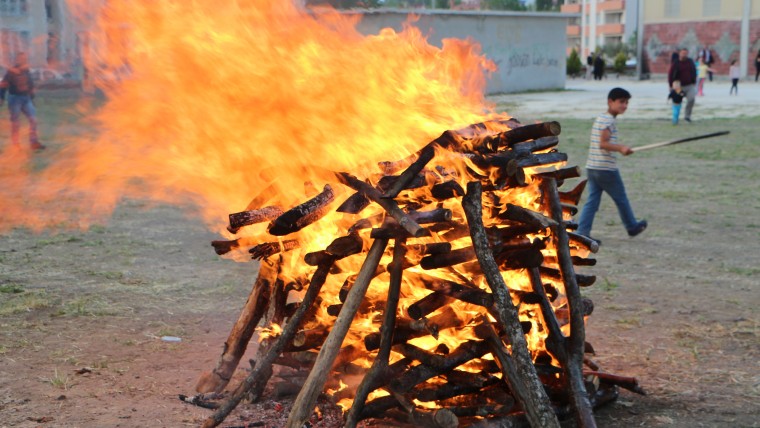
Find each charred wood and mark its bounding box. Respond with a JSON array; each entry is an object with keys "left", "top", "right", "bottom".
[
  {"left": 267, "top": 185, "right": 335, "bottom": 236},
  {"left": 228, "top": 206, "right": 283, "bottom": 234},
  {"left": 249, "top": 239, "right": 300, "bottom": 260}
]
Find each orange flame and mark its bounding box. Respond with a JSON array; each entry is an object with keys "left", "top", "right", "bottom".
[{"left": 0, "top": 0, "right": 498, "bottom": 233}]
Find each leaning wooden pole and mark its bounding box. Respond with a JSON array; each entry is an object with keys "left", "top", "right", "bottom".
[
  {"left": 286, "top": 238, "right": 389, "bottom": 428},
  {"left": 540, "top": 177, "right": 597, "bottom": 428},
  {"left": 462, "top": 181, "right": 561, "bottom": 428},
  {"left": 194, "top": 258, "right": 278, "bottom": 393}
]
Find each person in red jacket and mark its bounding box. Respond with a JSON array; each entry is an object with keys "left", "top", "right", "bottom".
[
  {"left": 0, "top": 52, "right": 45, "bottom": 151},
  {"left": 667, "top": 48, "right": 697, "bottom": 123}
]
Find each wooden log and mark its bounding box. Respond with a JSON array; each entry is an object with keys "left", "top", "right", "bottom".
[
  {"left": 431, "top": 180, "right": 465, "bottom": 200},
  {"left": 562, "top": 203, "right": 578, "bottom": 216},
  {"left": 463, "top": 181, "right": 561, "bottom": 428},
  {"left": 527, "top": 267, "right": 567, "bottom": 365},
  {"left": 567, "top": 232, "right": 600, "bottom": 254},
  {"left": 339, "top": 265, "right": 385, "bottom": 302},
  {"left": 539, "top": 176, "right": 596, "bottom": 428},
  {"left": 267, "top": 184, "right": 335, "bottom": 236},
  {"left": 497, "top": 203, "right": 557, "bottom": 230},
  {"left": 249, "top": 239, "right": 300, "bottom": 260},
  {"left": 389, "top": 339, "right": 490, "bottom": 394},
  {"left": 336, "top": 172, "right": 429, "bottom": 238},
  {"left": 559, "top": 180, "right": 587, "bottom": 205},
  {"left": 364, "top": 306, "right": 464, "bottom": 351},
  {"left": 336, "top": 191, "right": 371, "bottom": 214},
  {"left": 391, "top": 391, "right": 459, "bottom": 428},
  {"left": 512, "top": 135, "right": 560, "bottom": 153},
  {"left": 415, "top": 373, "right": 500, "bottom": 402},
  {"left": 201, "top": 234, "right": 364, "bottom": 428},
  {"left": 194, "top": 258, "right": 278, "bottom": 393},
  {"left": 534, "top": 165, "right": 582, "bottom": 182},
  {"left": 539, "top": 266, "right": 597, "bottom": 287},
  {"left": 344, "top": 239, "right": 407, "bottom": 428},
  {"left": 406, "top": 242, "right": 452, "bottom": 256},
  {"left": 544, "top": 255, "right": 597, "bottom": 267},
  {"left": 381, "top": 144, "right": 437, "bottom": 198},
  {"left": 407, "top": 291, "right": 455, "bottom": 320},
  {"left": 585, "top": 371, "right": 646, "bottom": 395},
  {"left": 473, "top": 121, "right": 561, "bottom": 153},
  {"left": 227, "top": 206, "right": 283, "bottom": 233},
  {"left": 514, "top": 152, "right": 568, "bottom": 169},
  {"left": 286, "top": 238, "right": 389, "bottom": 428},
  {"left": 420, "top": 246, "right": 477, "bottom": 270},
  {"left": 210, "top": 239, "right": 241, "bottom": 255},
  {"left": 284, "top": 328, "right": 330, "bottom": 353},
  {"left": 418, "top": 277, "right": 494, "bottom": 308}
]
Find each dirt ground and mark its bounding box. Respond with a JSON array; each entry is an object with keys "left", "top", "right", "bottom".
[{"left": 1, "top": 87, "right": 759, "bottom": 428}]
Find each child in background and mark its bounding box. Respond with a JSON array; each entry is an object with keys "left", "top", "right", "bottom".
[
  {"left": 729, "top": 60, "right": 740, "bottom": 95},
  {"left": 696, "top": 58, "right": 714, "bottom": 96},
  {"left": 667, "top": 80, "right": 686, "bottom": 125}
]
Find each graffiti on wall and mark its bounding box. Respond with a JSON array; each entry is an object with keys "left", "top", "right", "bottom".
[{"left": 487, "top": 43, "right": 561, "bottom": 77}]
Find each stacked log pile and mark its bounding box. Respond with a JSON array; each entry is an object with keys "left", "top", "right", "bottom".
[{"left": 191, "top": 119, "right": 644, "bottom": 428}]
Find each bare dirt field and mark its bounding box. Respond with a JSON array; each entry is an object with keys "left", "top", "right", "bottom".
[{"left": 1, "top": 87, "right": 758, "bottom": 428}]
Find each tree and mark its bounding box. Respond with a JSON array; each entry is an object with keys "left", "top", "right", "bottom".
[
  {"left": 484, "top": 0, "right": 527, "bottom": 11},
  {"left": 613, "top": 51, "right": 627, "bottom": 75},
  {"left": 535, "top": 0, "right": 559, "bottom": 11},
  {"left": 567, "top": 48, "right": 582, "bottom": 77}
]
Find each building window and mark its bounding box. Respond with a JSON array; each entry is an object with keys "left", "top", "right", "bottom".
[
  {"left": 605, "top": 12, "right": 623, "bottom": 24},
  {"left": 0, "top": 0, "right": 28, "bottom": 16},
  {"left": 664, "top": 0, "right": 680, "bottom": 18},
  {"left": 703, "top": 0, "right": 721, "bottom": 16}
]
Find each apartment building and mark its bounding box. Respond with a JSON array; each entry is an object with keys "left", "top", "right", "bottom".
[
  {"left": 642, "top": 0, "right": 760, "bottom": 77},
  {"left": 0, "top": 0, "right": 83, "bottom": 72},
  {"left": 561, "top": 0, "right": 639, "bottom": 57}
]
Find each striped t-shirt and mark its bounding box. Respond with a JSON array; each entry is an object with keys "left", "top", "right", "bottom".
[{"left": 586, "top": 112, "right": 618, "bottom": 171}]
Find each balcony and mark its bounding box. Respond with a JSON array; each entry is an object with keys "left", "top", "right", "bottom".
[
  {"left": 598, "top": 0, "right": 625, "bottom": 12},
  {"left": 561, "top": 3, "right": 581, "bottom": 13},
  {"left": 597, "top": 23, "right": 624, "bottom": 36}
]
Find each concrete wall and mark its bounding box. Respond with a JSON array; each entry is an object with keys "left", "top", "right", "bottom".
[{"left": 349, "top": 9, "right": 572, "bottom": 94}]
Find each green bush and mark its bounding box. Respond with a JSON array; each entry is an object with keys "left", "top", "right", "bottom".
[
  {"left": 567, "top": 48, "right": 582, "bottom": 77},
  {"left": 613, "top": 51, "right": 627, "bottom": 74}
]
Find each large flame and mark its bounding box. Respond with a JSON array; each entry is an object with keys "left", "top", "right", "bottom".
[{"left": 0, "top": 0, "right": 498, "bottom": 233}]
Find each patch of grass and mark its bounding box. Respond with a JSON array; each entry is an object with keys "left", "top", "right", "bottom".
[
  {"left": 43, "top": 368, "right": 72, "bottom": 390},
  {"left": 599, "top": 278, "right": 619, "bottom": 292},
  {"left": 55, "top": 296, "right": 116, "bottom": 317},
  {"left": 0, "top": 290, "right": 53, "bottom": 315},
  {"left": 0, "top": 283, "right": 25, "bottom": 294},
  {"left": 720, "top": 264, "right": 760, "bottom": 276}
]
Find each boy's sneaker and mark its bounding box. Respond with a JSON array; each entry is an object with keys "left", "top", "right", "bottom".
[
  {"left": 30, "top": 142, "right": 46, "bottom": 151},
  {"left": 628, "top": 220, "right": 648, "bottom": 237}
]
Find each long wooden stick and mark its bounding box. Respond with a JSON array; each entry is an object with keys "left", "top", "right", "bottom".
[
  {"left": 462, "top": 181, "right": 561, "bottom": 428},
  {"left": 630, "top": 131, "right": 729, "bottom": 152},
  {"left": 286, "top": 238, "right": 389, "bottom": 428}
]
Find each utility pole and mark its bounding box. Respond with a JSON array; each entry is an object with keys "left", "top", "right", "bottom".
[{"left": 635, "top": 0, "right": 645, "bottom": 80}]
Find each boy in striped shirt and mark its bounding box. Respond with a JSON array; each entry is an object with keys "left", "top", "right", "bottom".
[{"left": 577, "top": 87, "right": 647, "bottom": 243}]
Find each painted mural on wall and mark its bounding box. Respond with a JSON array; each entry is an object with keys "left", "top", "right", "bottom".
[{"left": 644, "top": 21, "right": 760, "bottom": 75}]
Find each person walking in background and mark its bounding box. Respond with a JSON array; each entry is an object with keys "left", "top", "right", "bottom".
[
  {"left": 667, "top": 80, "right": 686, "bottom": 125},
  {"left": 577, "top": 87, "right": 647, "bottom": 243},
  {"left": 593, "top": 54, "right": 605, "bottom": 80},
  {"left": 0, "top": 52, "right": 45, "bottom": 151},
  {"left": 668, "top": 48, "right": 697, "bottom": 122},
  {"left": 586, "top": 53, "right": 594, "bottom": 80},
  {"left": 696, "top": 56, "right": 714, "bottom": 96},
  {"left": 755, "top": 49, "right": 760, "bottom": 82},
  {"left": 699, "top": 47, "right": 715, "bottom": 81},
  {"left": 729, "top": 60, "right": 740, "bottom": 95}
]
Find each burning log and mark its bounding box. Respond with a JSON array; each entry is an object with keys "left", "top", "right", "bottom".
[
  {"left": 286, "top": 238, "right": 389, "bottom": 428},
  {"left": 431, "top": 180, "right": 465, "bottom": 200},
  {"left": 249, "top": 239, "right": 300, "bottom": 260},
  {"left": 227, "top": 206, "right": 284, "bottom": 234},
  {"left": 472, "top": 121, "right": 561, "bottom": 153},
  {"left": 201, "top": 234, "right": 362, "bottom": 428},
  {"left": 336, "top": 172, "right": 428, "bottom": 238},
  {"left": 463, "top": 181, "right": 561, "bottom": 428},
  {"left": 363, "top": 306, "right": 465, "bottom": 351},
  {"left": 540, "top": 177, "right": 596, "bottom": 428},
  {"left": 585, "top": 371, "right": 646, "bottom": 395},
  {"left": 267, "top": 184, "right": 335, "bottom": 236}
]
